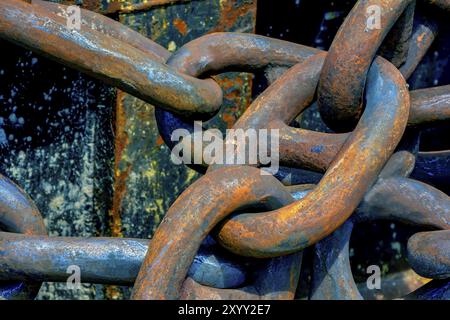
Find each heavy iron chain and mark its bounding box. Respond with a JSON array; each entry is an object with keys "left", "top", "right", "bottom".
[{"left": 0, "top": 0, "right": 449, "bottom": 300}]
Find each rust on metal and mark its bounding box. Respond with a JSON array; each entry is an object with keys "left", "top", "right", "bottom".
[
  {"left": 131, "top": 165, "right": 296, "bottom": 299},
  {"left": 0, "top": 0, "right": 448, "bottom": 302},
  {"left": 110, "top": 90, "right": 129, "bottom": 239},
  {"left": 0, "top": 0, "right": 222, "bottom": 117},
  {"left": 156, "top": 32, "right": 448, "bottom": 173},
  {"left": 311, "top": 151, "right": 449, "bottom": 299},
  {"left": 33, "top": 0, "right": 171, "bottom": 61}
]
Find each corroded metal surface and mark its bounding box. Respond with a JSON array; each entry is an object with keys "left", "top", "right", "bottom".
[
  {"left": 33, "top": 0, "right": 171, "bottom": 60},
  {"left": 155, "top": 33, "right": 450, "bottom": 174},
  {"left": 0, "top": 0, "right": 448, "bottom": 301},
  {"left": 0, "top": 232, "right": 249, "bottom": 288},
  {"left": 109, "top": 2, "right": 257, "bottom": 236},
  {"left": 317, "top": 0, "right": 414, "bottom": 132},
  {"left": 56, "top": 0, "right": 193, "bottom": 15},
  {"left": 1, "top": 0, "right": 223, "bottom": 118},
  {"left": 131, "top": 53, "right": 410, "bottom": 298},
  {"left": 110, "top": 0, "right": 257, "bottom": 299},
  {"left": 310, "top": 150, "right": 449, "bottom": 300},
  {"left": 131, "top": 165, "right": 298, "bottom": 299},
  {"left": 214, "top": 55, "right": 409, "bottom": 257}
]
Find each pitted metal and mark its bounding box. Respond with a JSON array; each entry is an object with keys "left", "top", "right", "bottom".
[{"left": 0, "top": 0, "right": 448, "bottom": 301}]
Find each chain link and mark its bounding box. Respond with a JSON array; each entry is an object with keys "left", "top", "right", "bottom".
[{"left": 0, "top": 0, "right": 449, "bottom": 300}]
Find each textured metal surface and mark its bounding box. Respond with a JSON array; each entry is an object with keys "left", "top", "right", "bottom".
[
  {"left": 317, "top": 0, "right": 414, "bottom": 132},
  {"left": 102, "top": 0, "right": 257, "bottom": 299},
  {"left": 131, "top": 165, "right": 299, "bottom": 299},
  {"left": 0, "top": 232, "right": 249, "bottom": 288},
  {"left": 407, "top": 230, "right": 450, "bottom": 279},
  {"left": 214, "top": 55, "right": 409, "bottom": 257},
  {"left": 0, "top": 174, "right": 46, "bottom": 299},
  {"left": 155, "top": 33, "right": 450, "bottom": 174},
  {"left": 311, "top": 150, "right": 450, "bottom": 300},
  {"left": 0, "top": 0, "right": 448, "bottom": 301},
  {"left": 0, "top": 0, "right": 223, "bottom": 117}
]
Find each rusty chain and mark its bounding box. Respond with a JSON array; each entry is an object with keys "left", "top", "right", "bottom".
[{"left": 0, "top": 0, "right": 449, "bottom": 300}]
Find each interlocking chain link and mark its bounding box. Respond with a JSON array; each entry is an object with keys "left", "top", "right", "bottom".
[{"left": 0, "top": 0, "right": 449, "bottom": 300}]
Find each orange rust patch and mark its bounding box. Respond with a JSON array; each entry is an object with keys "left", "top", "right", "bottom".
[
  {"left": 173, "top": 18, "right": 188, "bottom": 36},
  {"left": 417, "top": 32, "right": 426, "bottom": 43},
  {"left": 156, "top": 135, "right": 165, "bottom": 146},
  {"left": 104, "top": 90, "right": 134, "bottom": 300},
  {"left": 213, "top": 74, "right": 253, "bottom": 128},
  {"left": 105, "top": 285, "right": 122, "bottom": 300},
  {"left": 208, "top": 0, "right": 256, "bottom": 33},
  {"left": 222, "top": 113, "right": 236, "bottom": 127}
]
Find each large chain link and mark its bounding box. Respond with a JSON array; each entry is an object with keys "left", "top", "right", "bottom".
[{"left": 0, "top": 0, "right": 449, "bottom": 300}]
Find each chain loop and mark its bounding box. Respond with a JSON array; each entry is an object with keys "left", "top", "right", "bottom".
[
  {"left": 0, "top": 0, "right": 448, "bottom": 301},
  {"left": 0, "top": 174, "right": 46, "bottom": 300},
  {"left": 1, "top": 0, "right": 223, "bottom": 117},
  {"left": 317, "top": 0, "right": 415, "bottom": 132},
  {"left": 310, "top": 150, "right": 450, "bottom": 299}
]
